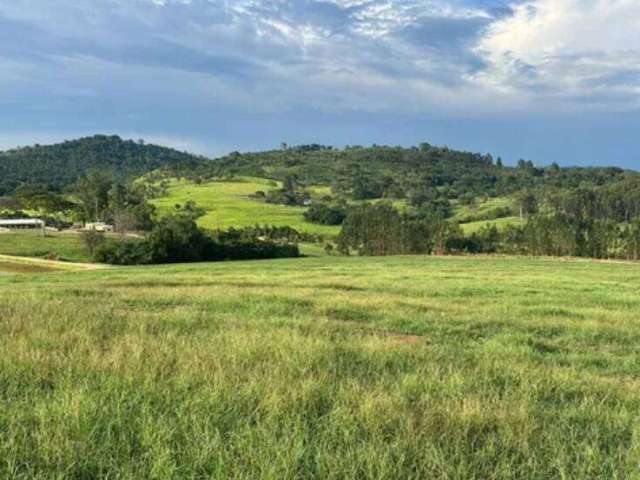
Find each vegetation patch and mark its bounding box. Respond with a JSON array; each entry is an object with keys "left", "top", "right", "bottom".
[{"left": 150, "top": 177, "right": 340, "bottom": 236}]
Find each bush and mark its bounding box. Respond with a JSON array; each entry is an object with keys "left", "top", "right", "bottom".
[
  {"left": 92, "top": 214, "right": 300, "bottom": 265},
  {"left": 215, "top": 241, "right": 299, "bottom": 261},
  {"left": 304, "top": 203, "right": 347, "bottom": 225},
  {"left": 81, "top": 230, "right": 106, "bottom": 257},
  {"left": 147, "top": 214, "right": 213, "bottom": 263},
  {"left": 265, "top": 190, "right": 308, "bottom": 206},
  {"left": 93, "top": 239, "right": 152, "bottom": 265}
]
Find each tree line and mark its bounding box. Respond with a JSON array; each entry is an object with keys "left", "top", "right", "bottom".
[
  {"left": 86, "top": 211, "right": 300, "bottom": 265},
  {"left": 335, "top": 200, "right": 640, "bottom": 261}
]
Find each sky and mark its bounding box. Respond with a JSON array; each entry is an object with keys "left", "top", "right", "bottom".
[{"left": 0, "top": 0, "right": 639, "bottom": 168}]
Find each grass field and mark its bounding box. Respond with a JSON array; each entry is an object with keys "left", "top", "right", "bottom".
[
  {"left": 2, "top": 255, "right": 640, "bottom": 478},
  {"left": 452, "top": 196, "right": 515, "bottom": 224},
  {"left": 460, "top": 216, "right": 524, "bottom": 234},
  {"left": 0, "top": 231, "right": 90, "bottom": 262},
  {"left": 453, "top": 197, "right": 522, "bottom": 234},
  {"left": 151, "top": 178, "right": 340, "bottom": 236}
]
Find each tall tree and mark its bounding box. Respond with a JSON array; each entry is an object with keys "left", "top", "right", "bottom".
[{"left": 76, "top": 171, "right": 113, "bottom": 222}]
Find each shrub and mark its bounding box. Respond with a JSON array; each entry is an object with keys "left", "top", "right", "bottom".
[
  {"left": 147, "top": 214, "right": 214, "bottom": 263},
  {"left": 92, "top": 214, "right": 300, "bottom": 265},
  {"left": 81, "top": 230, "right": 106, "bottom": 257},
  {"left": 304, "top": 203, "right": 347, "bottom": 225},
  {"left": 93, "top": 239, "right": 152, "bottom": 265}
]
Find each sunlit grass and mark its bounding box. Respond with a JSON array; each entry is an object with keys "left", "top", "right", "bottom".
[
  {"left": 460, "top": 215, "right": 524, "bottom": 234},
  {"left": 452, "top": 196, "right": 515, "bottom": 223},
  {"left": 0, "top": 231, "right": 90, "bottom": 262},
  {"left": 1, "top": 255, "right": 640, "bottom": 478},
  {"left": 150, "top": 177, "right": 341, "bottom": 236}
]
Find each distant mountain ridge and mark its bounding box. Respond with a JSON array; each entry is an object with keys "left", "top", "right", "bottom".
[{"left": 0, "top": 135, "right": 205, "bottom": 195}]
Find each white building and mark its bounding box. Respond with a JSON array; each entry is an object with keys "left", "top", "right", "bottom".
[
  {"left": 0, "top": 218, "right": 45, "bottom": 230},
  {"left": 84, "top": 222, "right": 114, "bottom": 233}
]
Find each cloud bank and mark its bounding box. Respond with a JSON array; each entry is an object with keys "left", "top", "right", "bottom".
[
  {"left": 0, "top": 0, "right": 638, "bottom": 165},
  {"left": 2, "top": 0, "right": 638, "bottom": 115}
]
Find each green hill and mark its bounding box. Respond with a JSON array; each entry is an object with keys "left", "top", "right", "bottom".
[
  {"left": 3, "top": 136, "right": 640, "bottom": 239},
  {"left": 189, "top": 144, "right": 637, "bottom": 202},
  {"left": 173, "top": 144, "right": 640, "bottom": 233},
  {"left": 0, "top": 135, "right": 203, "bottom": 195}
]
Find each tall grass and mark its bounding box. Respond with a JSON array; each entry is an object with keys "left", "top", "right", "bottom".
[{"left": 1, "top": 255, "right": 640, "bottom": 478}]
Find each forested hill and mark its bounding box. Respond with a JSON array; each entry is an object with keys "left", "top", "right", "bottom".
[
  {"left": 193, "top": 144, "right": 637, "bottom": 200},
  {"left": 0, "top": 135, "right": 203, "bottom": 195},
  {"left": 1, "top": 136, "right": 638, "bottom": 202}
]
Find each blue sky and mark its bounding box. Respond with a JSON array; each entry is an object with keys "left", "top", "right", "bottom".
[{"left": 1, "top": 0, "right": 639, "bottom": 168}]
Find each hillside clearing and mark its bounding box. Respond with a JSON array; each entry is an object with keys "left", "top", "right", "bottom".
[
  {"left": 150, "top": 177, "right": 340, "bottom": 236},
  {"left": 1, "top": 255, "right": 640, "bottom": 478},
  {"left": 460, "top": 215, "right": 524, "bottom": 234}
]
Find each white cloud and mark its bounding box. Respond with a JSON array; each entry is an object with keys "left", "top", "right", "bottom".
[
  {"left": 474, "top": 0, "right": 640, "bottom": 110},
  {"left": 1, "top": 0, "right": 639, "bottom": 122}
]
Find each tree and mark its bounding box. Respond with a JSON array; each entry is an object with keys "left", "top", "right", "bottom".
[
  {"left": 304, "top": 203, "right": 347, "bottom": 225},
  {"left": 147, "top": 213, "right": 214, "bottom": 263},
  {"left": 13, "top": 185, "right": 75, "bottom": 214},
  {"left": 338, "top": 203, "right": 402, "bottom": 255},
  {"left": 81, "top": 229, "right": 106, "bottom": 257},
  {"left": 107, "top": 182, "right": 155, "bottom": 233},
  {"left": 516, "top": 190, "right": 539, "bottom": 220},
  {"left": 338, "top": 203, "right": 459, "bottom": 256},
  {"left": 282, "top": 174, "right": 298, "bottom": 194},
  {"left": 622, "top": 221, "right": 640, "bottom": 260},
  {"left": 76, "top": 170, "right": 113, "bottom": 222}
]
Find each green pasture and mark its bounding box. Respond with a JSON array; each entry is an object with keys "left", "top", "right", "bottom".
[
  {"left": 1, "top": 255, "right": 640, "bottom": 478},
  {"left": 0, "top": 231, "right": 90, "bottom": 263},
  {"left": 150, "top": 178, "right": 340, "bottom": 236}
]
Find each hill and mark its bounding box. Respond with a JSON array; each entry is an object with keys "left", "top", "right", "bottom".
[
  {"left": 146, "top": 143, "right": 639, "bottom": 237},
  {"left": 2, "top": 255, "right": 640, "bottom": 477},
  {"left": 0, "top": 135, "right": 203, "bottom": 195},
  {"left": 3, "top": 136, "right": 640, "bottom": 242},
  {"left": 2, "top": 136, "right": 638, "bottom": 205},
  {"left": 192, "top": 144, "right": 638, "bottom": 202}
]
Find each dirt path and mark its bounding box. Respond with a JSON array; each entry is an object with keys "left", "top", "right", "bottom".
[{"left": 0, "top": 254, "right": 109, "bottom": 272}]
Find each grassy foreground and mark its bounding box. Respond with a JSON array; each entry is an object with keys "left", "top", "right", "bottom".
[{"left": 1, "top": 255, "right": 640, "bottom": 478}]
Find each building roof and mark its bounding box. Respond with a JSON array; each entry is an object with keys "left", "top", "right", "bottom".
[{"left": 0, "top": 218, "right": 44, "bottom": 226}]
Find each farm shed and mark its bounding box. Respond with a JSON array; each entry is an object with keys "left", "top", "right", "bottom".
[{"left": 0, "top": 218, "right": 45, "bottom": 230}]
